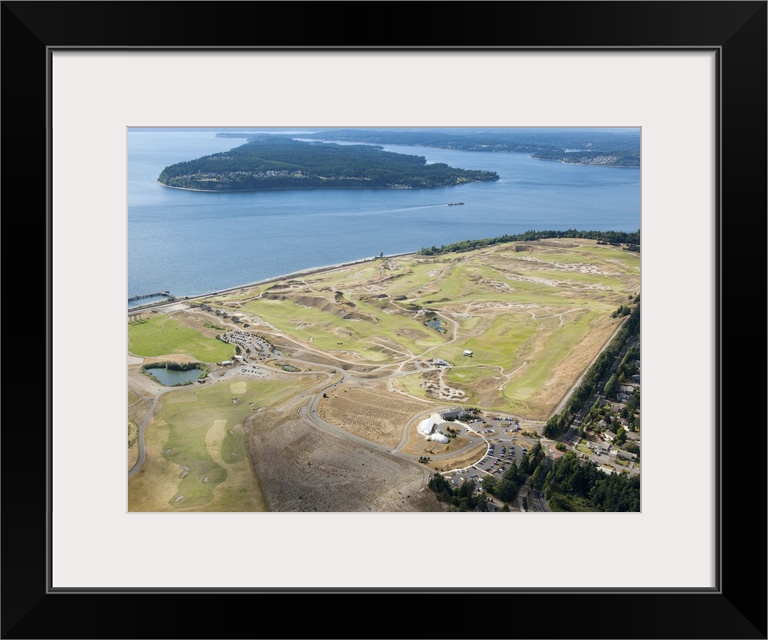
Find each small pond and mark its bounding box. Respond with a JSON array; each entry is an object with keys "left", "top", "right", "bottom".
[
  {"left": 145, "top": 366, "right": 205, "bottom": 386},
  {"left": 425, "top": 317, "right": 447, "bottom": 333}
]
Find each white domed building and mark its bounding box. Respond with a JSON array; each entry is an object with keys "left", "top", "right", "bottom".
[{"left": 417, "top": 413, "right": 450, "bottom": 444}]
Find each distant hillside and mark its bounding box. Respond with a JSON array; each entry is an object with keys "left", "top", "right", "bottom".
[
  {"left": 299, "top": 128, "right": 641, "bottom": 168},
  {"left": 158, "top": 136, "right": 499, "bottom": 191}
]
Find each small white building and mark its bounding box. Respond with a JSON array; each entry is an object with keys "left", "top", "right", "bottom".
[
  {"left": 417, "top": 417, "right": 437, "bottom": 436},
  {"left": 418, "top": 413, "right": 451, "bottom": 444},
  {"left": 463, "top": 350, "right": 473, "bottom": 356},
  {"left": 429, "top": 432, "right": 450, "bottom": 444}
]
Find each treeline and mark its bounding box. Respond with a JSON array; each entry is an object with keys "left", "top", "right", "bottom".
[
  {"left": 141, "top": 361, "right": 209, "bottom": 386},
  {"left": 604, "top": 344, "right": 640, "bottom": 395},
  {"left": 543, "top": 298, "right": 640, "bottom": 438},
  {"left": 158, "top": 136, "right": 498, "bottom": 191},
  {"left": 143, "top": 361, "right": 205, "bottom": 372},
  {"left": 427, "top": 474, "right": 488, "bottom": 512},
  {"left": 427, "top": 441, "right": 547, "bottom": 510},
  {"left": 483, "top": 441, "right": 547, "bottom": 504},
  {"left": 418, "top": 229, "right": 640, "bottom": 256},
  {"left": 543, "top": 451, "right": 640, "bottom": 511}
]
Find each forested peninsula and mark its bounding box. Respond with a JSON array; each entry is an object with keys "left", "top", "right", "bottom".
[
  {"left": 158, "top": 136, "right": 499, "bottom": 191},
  {"left": 297, "top": 129, "right": 641, "bottom": 168}
]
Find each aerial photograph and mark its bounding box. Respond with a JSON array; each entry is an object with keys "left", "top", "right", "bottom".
[{"left": 127, "top": 127, "right": 641, "bottom": 513}]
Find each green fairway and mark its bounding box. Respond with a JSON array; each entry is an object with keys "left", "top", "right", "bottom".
[
  {"left": 521, "top": 268, "right": 627, "bottom": 291},
  {"left": 572, "top": 244, "right": 640, "bottom": 268},
  {"left": 442, "top": 313, "right": 538, "bottom": 369},
  {"left": 446, "top": 364, "right": 500, "bottom": 385},
  {"left": 152, "top": 376, "right": 319, "bottom": 510},
  {"left": 304, "top": 263, "right": 381, "bottom": 287},
  {"left": 502, "top": 309, "right": 599, "bottom": 405},
  {"left": 394, "top": 373, "right": 433, "bottom": 401},
  {"left": 128, "top": 315, "right": 234, "bottom": 361},
  {"left": 244, "top": 294, "right": 446, "bottom": 363},
  {"left": 415, "top": 265, "right": 583, "bottom": 308}
]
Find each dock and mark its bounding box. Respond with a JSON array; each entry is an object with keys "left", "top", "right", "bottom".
[{"left": 128, "top": 290, "right": 170, "bottom": 303}]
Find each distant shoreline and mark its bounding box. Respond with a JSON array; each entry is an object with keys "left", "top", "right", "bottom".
[{"left": 156, "top": 180, "right": 467, "bottom": 194}]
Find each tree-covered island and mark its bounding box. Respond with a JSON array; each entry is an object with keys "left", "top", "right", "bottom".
[{"left": 157, "top": 136, "right": 499, "bottom": 191}]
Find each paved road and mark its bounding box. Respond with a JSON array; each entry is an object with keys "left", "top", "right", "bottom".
[{"left": 128, "top": 385, "right": 174, "bottom": 478}]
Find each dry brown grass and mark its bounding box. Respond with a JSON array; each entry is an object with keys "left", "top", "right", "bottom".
[
  {"left": 128, "top": 420, "right": 139, "bottom": 471},
  {"left": 245, "top": 409, "right": 437, "bottom": 512},
  {"left": 399, "top": 426, "right": 487, "bottom": 472},
  {"left": 317, "top": 382, "right": 426, "bottom": 448},
  {"left": 426, "top": 442, "right": 488, "bottom": 473},
  {"left": 128, "top": 419, "right": 182, "bottom": 511}
]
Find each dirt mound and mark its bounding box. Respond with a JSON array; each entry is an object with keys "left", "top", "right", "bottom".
[{"left": 286, "top": 294, "right": 379, "bottom": 323}]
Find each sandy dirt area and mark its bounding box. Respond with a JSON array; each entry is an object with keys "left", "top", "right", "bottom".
[
  {"left": 245, "top": 409, "right": 442, "bottom": 512},
  {"left": 317, "top": 380, "right": 429, "bottom": 448}
]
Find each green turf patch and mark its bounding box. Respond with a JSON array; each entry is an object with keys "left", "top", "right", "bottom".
[
  {"left": 155, "top": 377, "right": 318, "bottom": 509},
  {"left": 394, "top": 373, "right": 433, "bottom": 401},
  {"left": 243, "top": 294, "right": 446, "bottom": 363},
  {"left": 222, "top": 426, "right": 246, "bottom": 464},
  {"left": 502, "top": 309, "right": 599, "bottom": 404},
  {"left": 128, "top": 315, "right": 234, "bottom": 362}
]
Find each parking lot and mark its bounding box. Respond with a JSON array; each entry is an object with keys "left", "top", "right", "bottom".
[{"left": 446, "top": 422, "right": 538, "bottom": 500}]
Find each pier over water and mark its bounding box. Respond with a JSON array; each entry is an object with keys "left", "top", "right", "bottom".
[{"left": 128, "top": 290, "right": 170, "bottom": 303}]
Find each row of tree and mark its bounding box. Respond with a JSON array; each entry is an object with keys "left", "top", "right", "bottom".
[
  {"left": 544, "top": 299, "right": 640, "bottom": 438},
  {"left": 426, "top": 473, "right": 488, "bottom": 512},
  {"left": 427, "top": 441, "right": 547, "bottom": 510},
  {"left": 418, "top": 229, "right": 640, "bottom": 256},
  {"left": 483, "top": 441, "right": 547, "bottom": 503},
  {"left": 543, "top": 451, "right": 640, "bottom": 511}
]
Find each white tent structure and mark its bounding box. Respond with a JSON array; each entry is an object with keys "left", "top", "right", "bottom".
[
  {"left": 418, "top": 413, "right": 450, "bottom": 443},
  {"left": 417, "top": 417, "right": 437, "bottom": 436}
]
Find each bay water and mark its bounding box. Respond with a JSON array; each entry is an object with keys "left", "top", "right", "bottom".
[{"left": 128, "top": 129, "right": 640, "bottom": 303}]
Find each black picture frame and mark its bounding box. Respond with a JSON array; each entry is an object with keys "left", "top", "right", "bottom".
[{"left": 3, "top": 2, "right": 765, "bottom": 638}]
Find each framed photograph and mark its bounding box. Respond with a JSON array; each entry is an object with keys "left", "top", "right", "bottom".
[{"left": 4, "top": 2, "right": 765, "bottom": 638}]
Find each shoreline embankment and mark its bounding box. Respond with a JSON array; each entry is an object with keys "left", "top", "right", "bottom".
[{"left": 127, "top": 251, "right": 418, "bottom": 312}]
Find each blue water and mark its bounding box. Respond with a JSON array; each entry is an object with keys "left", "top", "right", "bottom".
[
  {"left": 144, "top": 366, "right": 204, "bottom": 386},
  {"left": 128, "top": 129, "right": 640, "bottom": 300},
  {"left": 425, "top": 318, "right": 447, "bottom": 333}
]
